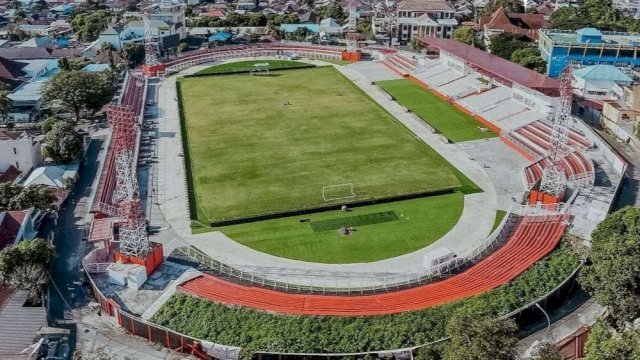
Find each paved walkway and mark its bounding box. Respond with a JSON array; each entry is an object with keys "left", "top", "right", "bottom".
[{"left": 152, "top": 59, "right": 500, "bottom": 287}]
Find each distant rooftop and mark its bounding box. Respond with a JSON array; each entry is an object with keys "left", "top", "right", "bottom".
[
  {"left": 574, "top": 64, "right": 633, "bottom": 83},
  {"left": 397, "top": 0, "right": 454, "bottom": 11},
  {"left": 542, "top": 28, "right": 640, "bottom": 47},
  {"left": 82, "top": 63, "right": 110, "bottom": 72},
  {"left": 420, "top": 37, "right": 560, "bottom": 96}
]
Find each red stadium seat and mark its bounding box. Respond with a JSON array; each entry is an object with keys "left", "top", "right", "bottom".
[{"left": 178, "top": 215, "right": 570, "bottom": 316}]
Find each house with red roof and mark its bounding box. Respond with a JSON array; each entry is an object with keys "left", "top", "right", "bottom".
[
  {"left": 0, "top": 208, "right": 38, "bottom": 250},
  {"left": 0, "top": 56, "right": 27, "bottom": 89},
  {"left": 478, "top": 6, "right": 549, "bottom": 48}
]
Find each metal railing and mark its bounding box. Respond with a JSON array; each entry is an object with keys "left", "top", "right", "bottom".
[
  {"left": 83, "top": 262, "right": 112, "bottom": 274},
  {"left": 174, "top": 212, "right": 522, "bottom": 294},
  {"left": 164, "top": 46, "right": 344, "bottom": 74}
]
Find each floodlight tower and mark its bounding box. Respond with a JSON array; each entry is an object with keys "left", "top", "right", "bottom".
[
  {"left": 138, "top": 0, "right": 167, "bottom": 76},
  {"left": 539, "top": 67, "right": 573, "bottom": 198},
  {"left": 107, "top": 104, "right": 151, "bottom": 258},
  {"left": 346, "top": 0, "right": 358, "bottom": 52}
]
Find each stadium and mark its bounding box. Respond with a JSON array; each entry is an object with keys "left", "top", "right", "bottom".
[{"left": 82, "top": 41, "right": 626, "bottom": 359}]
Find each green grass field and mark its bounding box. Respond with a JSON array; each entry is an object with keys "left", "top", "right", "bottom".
[
  {"left": 376, "top": 79, "right": 497, "bottom": 143},
  {"left": 180, "top": 67, "right": 479, "bottom": 223},
  {"left": 216, "top": 193, "right": 464, "bottom": 263},
  {"left": 196, "top": 60, "right": 313, "bottom": 75}
]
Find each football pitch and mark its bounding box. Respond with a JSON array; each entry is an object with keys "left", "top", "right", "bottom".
[
  {"left": 376, "top": 79, "right": 497, "bottom": 143},
  {"left": 178, "top": 66, "right": 478, "bottom": 224}
]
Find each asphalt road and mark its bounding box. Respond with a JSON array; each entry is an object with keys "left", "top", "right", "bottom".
[{"left": 45, "top": 137, "right": 105, "bottom": 354}]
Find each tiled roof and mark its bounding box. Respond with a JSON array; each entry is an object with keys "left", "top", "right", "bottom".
[
  {"left": 397, "top": 0, "right": 453, "bottom": 11},
  {"left": 0, "top": 57, "right": 26, "bottom": 81},
  {"left": 0, "top": 210, "right": 26, "bottom": 249},
  {"left": 0, "top": 47, "right": 52, "bottom": 60},
  {"left": 0, "top": 165, "right": 22, "bottom": 183}
]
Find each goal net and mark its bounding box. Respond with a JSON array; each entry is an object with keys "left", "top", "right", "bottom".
[
  {"left": 250, "top": 63, "right": 270, "bottom": 76},
  {"left": 322, "top": 183, "right": 355, "bottom": 202}
]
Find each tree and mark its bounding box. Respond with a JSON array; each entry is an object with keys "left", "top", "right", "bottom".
[
  {"left": 43, "top": 71, "right": 115, "bottom": 122},
  {"left": 0, "top": 183, "right": 57, "bottom": 211},
  {"left": 549, "top": 7, "right": 585, "bottom": 30},
  {"left": 11, "top": 184, "right": 58, "bottom": 210},
  {"left": 0, "top": 89, "right": 12, "bottom": 123},
  {"left": 0, "top": 239, "right": 55, "bottom": 302},
  {"left": 580, "top": 206, "right": 640, "bottom": 327},
  {"left": 584, "top": 320, "right": 640, "bottom": 360},
  {"left": 177, "top": 42, "right": 189, "bottom": 54},
  {"left": 122, "top": 43, "right": 145, "bottom": 68},
  {"left": 316, "top": 3, "right": 346, "bottom": 21},
  {"left": 410, "top": 38, "right": 424, "bottom": 52},
  {"left": 548, "top": 0, "right": 640, "bottom": 31},
  {"left": 452, "top": 26, "right": 475, "bottom": 46},
  {"left": 70, "top": 10, "right": 112, "bottom": 42},
  {"left": 510, "top": 47, "right": 547, "bottom": 73},
  {"left": 43, "top": 121, "right": 83, "bottom": 163},
  {"left": 443, "top": 313, "right": 518, "bottom": 360},
  {"left": 530, "top": 341, "right": 562, "bottom": 360},
  {"left": 40, "top": 116, "right": 62, "bottom": 133},
  {"left": 489, "top": 33, "right": 532, "bottom": 60},
  {"left": 482, "top": 0, "right": 524, "bottom": 15},
  {"left": 59, "top": 57, "right": 71, "bottom": 71}
]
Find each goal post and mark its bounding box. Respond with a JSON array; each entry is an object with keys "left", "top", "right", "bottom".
[
  {"left": 322, "top": 183, "right": 355, "bottom": 202},
  {"left": 250, "top": 63, "right": 270, "bottom": 76}
]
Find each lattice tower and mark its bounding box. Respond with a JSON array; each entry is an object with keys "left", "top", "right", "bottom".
[
  {"left": 346, "top": 0, "right": 358, "bottom": 52},
  {"left": 539, "top": 67, "right": 573, "bottom": 196},
  {"left": 139, "top": 0, "right": 159, "bottom": 67},
  {"left": 106, "top": 104, "right": 150, "bottom": 257}
]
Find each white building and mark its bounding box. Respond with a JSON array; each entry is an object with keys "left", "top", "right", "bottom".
[
  {"left": 0, "top": 132, "right": 42, "bottom": 173},
  {"left": 397, "top": 0, "right": 458, "bottom": 43},
  {"left": 94, "top": 1, "right": 186, "bottom": 53},
  {"left": 572, "top": 64, "right": 634, "bottom": 101}
]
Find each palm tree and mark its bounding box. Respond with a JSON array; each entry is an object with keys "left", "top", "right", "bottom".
[{"left": 0, "top": 90, "right": 13, "bottom": 123}]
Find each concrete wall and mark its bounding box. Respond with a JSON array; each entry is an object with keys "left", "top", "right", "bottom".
[{"left": 0, "top": 136, "right": 42, "bottom": 172}]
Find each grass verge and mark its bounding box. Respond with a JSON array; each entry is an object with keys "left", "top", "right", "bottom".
[
  {"left": 376, "top": 79, "right": 497, "bottom": 143},
  {"left": 214, "top": 193, "right": 464, "bottom": 263},
  {"left": 195, "top": 60, "right": 314, "bottom": 75}
]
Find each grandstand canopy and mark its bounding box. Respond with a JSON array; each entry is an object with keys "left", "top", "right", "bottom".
[{"left": 419, "top": 37, "right": 560, "bottom": 96}]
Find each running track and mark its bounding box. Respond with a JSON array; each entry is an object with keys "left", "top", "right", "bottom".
[{"left": 179, "top": 215, "right": 569, "bottom": 316}]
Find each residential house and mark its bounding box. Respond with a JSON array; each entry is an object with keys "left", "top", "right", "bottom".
[
  {"left": 0, "top": 208, "right": 39, "bottom": 249},
  {"left": 0, "top": 131, "right": 42, "bottom": 173},
  {"left": 0, "top": 57, "right": 28, "bottom": 89},
  {"left": 572, "top": 64, "right": 634, "bottom": 100},
  {"left": 22, "top": 163, "right": 79, "bottom": 206},
  {"left": 478, "top": 6, "right": 549, "bottom": 48}
]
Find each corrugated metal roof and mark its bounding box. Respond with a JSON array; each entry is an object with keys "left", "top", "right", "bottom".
[
  {"left": 0, "top": 291, "right": 47, "bottom": 357},
  {"left": 573, "top": 64, "right": 633, "bottom": 82},
  {"left": 419, "top": 37, "right": 560, "bottom": 96}
]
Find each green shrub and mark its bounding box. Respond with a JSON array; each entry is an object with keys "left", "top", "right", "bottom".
[{"left": 152, "top": 242, "right": 580, "bottom": 357}]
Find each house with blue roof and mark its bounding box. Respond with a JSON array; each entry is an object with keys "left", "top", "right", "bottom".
[
  {"left": 208, "top": 31, "right": 233, "bottom": 43},
  {"left": 50, "top": 4, "right": 75, "bottom": 15},
  {"left": 572, "top": 64, "right": 633, "bottom": 100},
  {"left": 539, "top": 27, "right": 640, "bottom": 77},
  {"left": 280, "top": 24, "right": 320, "bottom": 34}
]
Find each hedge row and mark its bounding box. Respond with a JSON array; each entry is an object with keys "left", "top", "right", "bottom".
[{"left": 152, "top": 242, "right": 580, "bottom": 356}]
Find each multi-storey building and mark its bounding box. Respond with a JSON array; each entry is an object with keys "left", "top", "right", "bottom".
[
  {"left": 539, "top": 27, "right": 640, "bottom": 77},
  {"left": 396, "top": 0, "right": 457, "bottom": 43}
]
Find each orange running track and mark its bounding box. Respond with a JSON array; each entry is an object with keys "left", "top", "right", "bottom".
[{"left": 179, "top": 215, "right": 569, "bottom": 316}]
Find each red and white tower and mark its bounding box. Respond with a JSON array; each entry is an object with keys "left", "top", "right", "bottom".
[
  {"left": 139, "top": 0, "right": 166, "bottom": 76},
  {"left": 538, "top": 67, "right": 573, "bottom": 198},
  {"left": 107, "top": 104, "right": 151, "bottom": 258}
]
